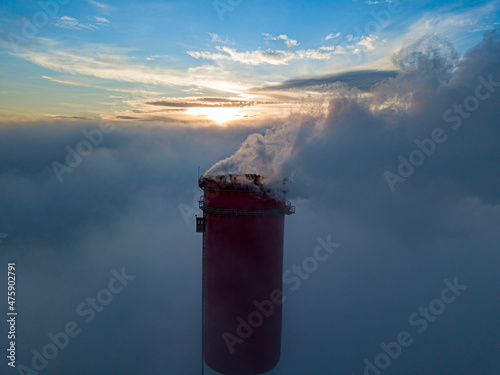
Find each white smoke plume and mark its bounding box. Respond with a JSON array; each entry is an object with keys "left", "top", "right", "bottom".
[
  {"left": 204, "top": 113, "right": 320, "bottom": 190},
  {"left": 204, "top": 30, "right": 500, "bottom": 205}
]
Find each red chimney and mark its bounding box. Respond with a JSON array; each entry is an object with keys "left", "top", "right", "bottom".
[{"left": 198, "top": 174, "right": 294, "bottom": 375}]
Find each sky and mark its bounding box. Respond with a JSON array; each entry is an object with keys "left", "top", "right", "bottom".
[
  {"left": 0, "top": 0, "right": 499, "bottom": 122},
  {"left": 1, "top": 1, "right": 500, "bottom": 375}
]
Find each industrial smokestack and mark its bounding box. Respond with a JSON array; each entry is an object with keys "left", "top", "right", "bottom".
[{"left": 197, "top": 174, "right": 294, "bottom": 375}]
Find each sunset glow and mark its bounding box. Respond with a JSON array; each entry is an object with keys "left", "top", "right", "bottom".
[{"left": 186, "top": 107, "right": 246, "bottom": 124}]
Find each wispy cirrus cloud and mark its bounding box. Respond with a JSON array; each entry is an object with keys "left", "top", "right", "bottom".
[
  {"left": 364, "top": 0, "right": 391, "bottom": 5},
  {"left": 41, "top": 75, "right": 95, "bottom": 87},
  {"left": 208, "top": 33, "right": 232, "bottom": 44},
  {"left": 406, "top": 2, "right": 498, "bottom": 38},
  {"left": 55, "top": 16, "right": 96, "bottom": 30},
  {"left": 187, "top": 46, "right": 337, "bottom": 65},
  {"left": 55, "top": 16, "right": 110, "bottom": 30},
  {"left": 188, "top": 32, "right": 385, "bottom": 66},
  {"left": 144, "top": 97, "right": 270, "bottom": 108},
  {"left": 324, "top": 32, "right": 341, "bottom": 41},
  {"left": 94, "top": 16, "right": 110, "bottom": 25},
  {"left": 12, "top": 38, "right": 252, "bottom": 97},
  {"left": 86, "top": 0, "right": 109, "bottom": 9}
]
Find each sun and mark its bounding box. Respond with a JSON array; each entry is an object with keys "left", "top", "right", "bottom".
[{"left": 186, "top": 107, "right": 244, "bottom": 124}]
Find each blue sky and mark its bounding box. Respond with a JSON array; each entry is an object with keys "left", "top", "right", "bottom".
[{"left": 1, "top": 0, "right": 499, "bottom": 121}]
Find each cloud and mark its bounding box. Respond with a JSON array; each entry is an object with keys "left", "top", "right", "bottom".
[
  {"left": 324, "top": 32, "right": 341, "bottom": 41},
  {"left": 364, "top": 0, "right": 391, "bottom": 4},
  {"left": 391, "top": 34, "right": 459, "bottom": 84},
  {"left": 187, "top": 46, "right": 335, "bottom": 65},
  {"left": 406, "top": 2, "right": 498, "bottom": 38},
  {"left": 253, "top": 69, "right": 398, "bottom": 92},
  {"left": 188, "top": 33, "right": 386, "bottom": 67},
  {"left": 55, "top": 16, "right": 97, "bottom": 30},
  {"left": 41, "top": 75, "right": 95, "bottom": 88},
  {"left": 206, "top": 30, "right": 500, "bottom": 212},
  {"left": 94, "top": 16, "right": 110, "bottom": 25},
  {"left": 0, "top": 120, "right": 251, "bottom": 373},
  {"left": 208, "top": 33, "right": 231, "bottom": 44},
  {"left": 115, "top": 115, "right": 140, "bottom": 119},
  {"left": 55, "top": 16, "right": 110, "bottom": 30},
  {"left": 12, "top": 38, "right": 251, "bottom": 95},
  {"left": 112, "top": 96, "right": 285, "bottom": 123},
  {"left": 86, "top": 0, "right": 109, "bottom": 9},
  {"left": 144, "top": 97, "right": 262, "bottom": 108},
  {"left": 263, "top": 33, "right": 299, "bottom": 48},
  {"left": 356, "top": 35, "right": 378, "bottom": 51}
]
